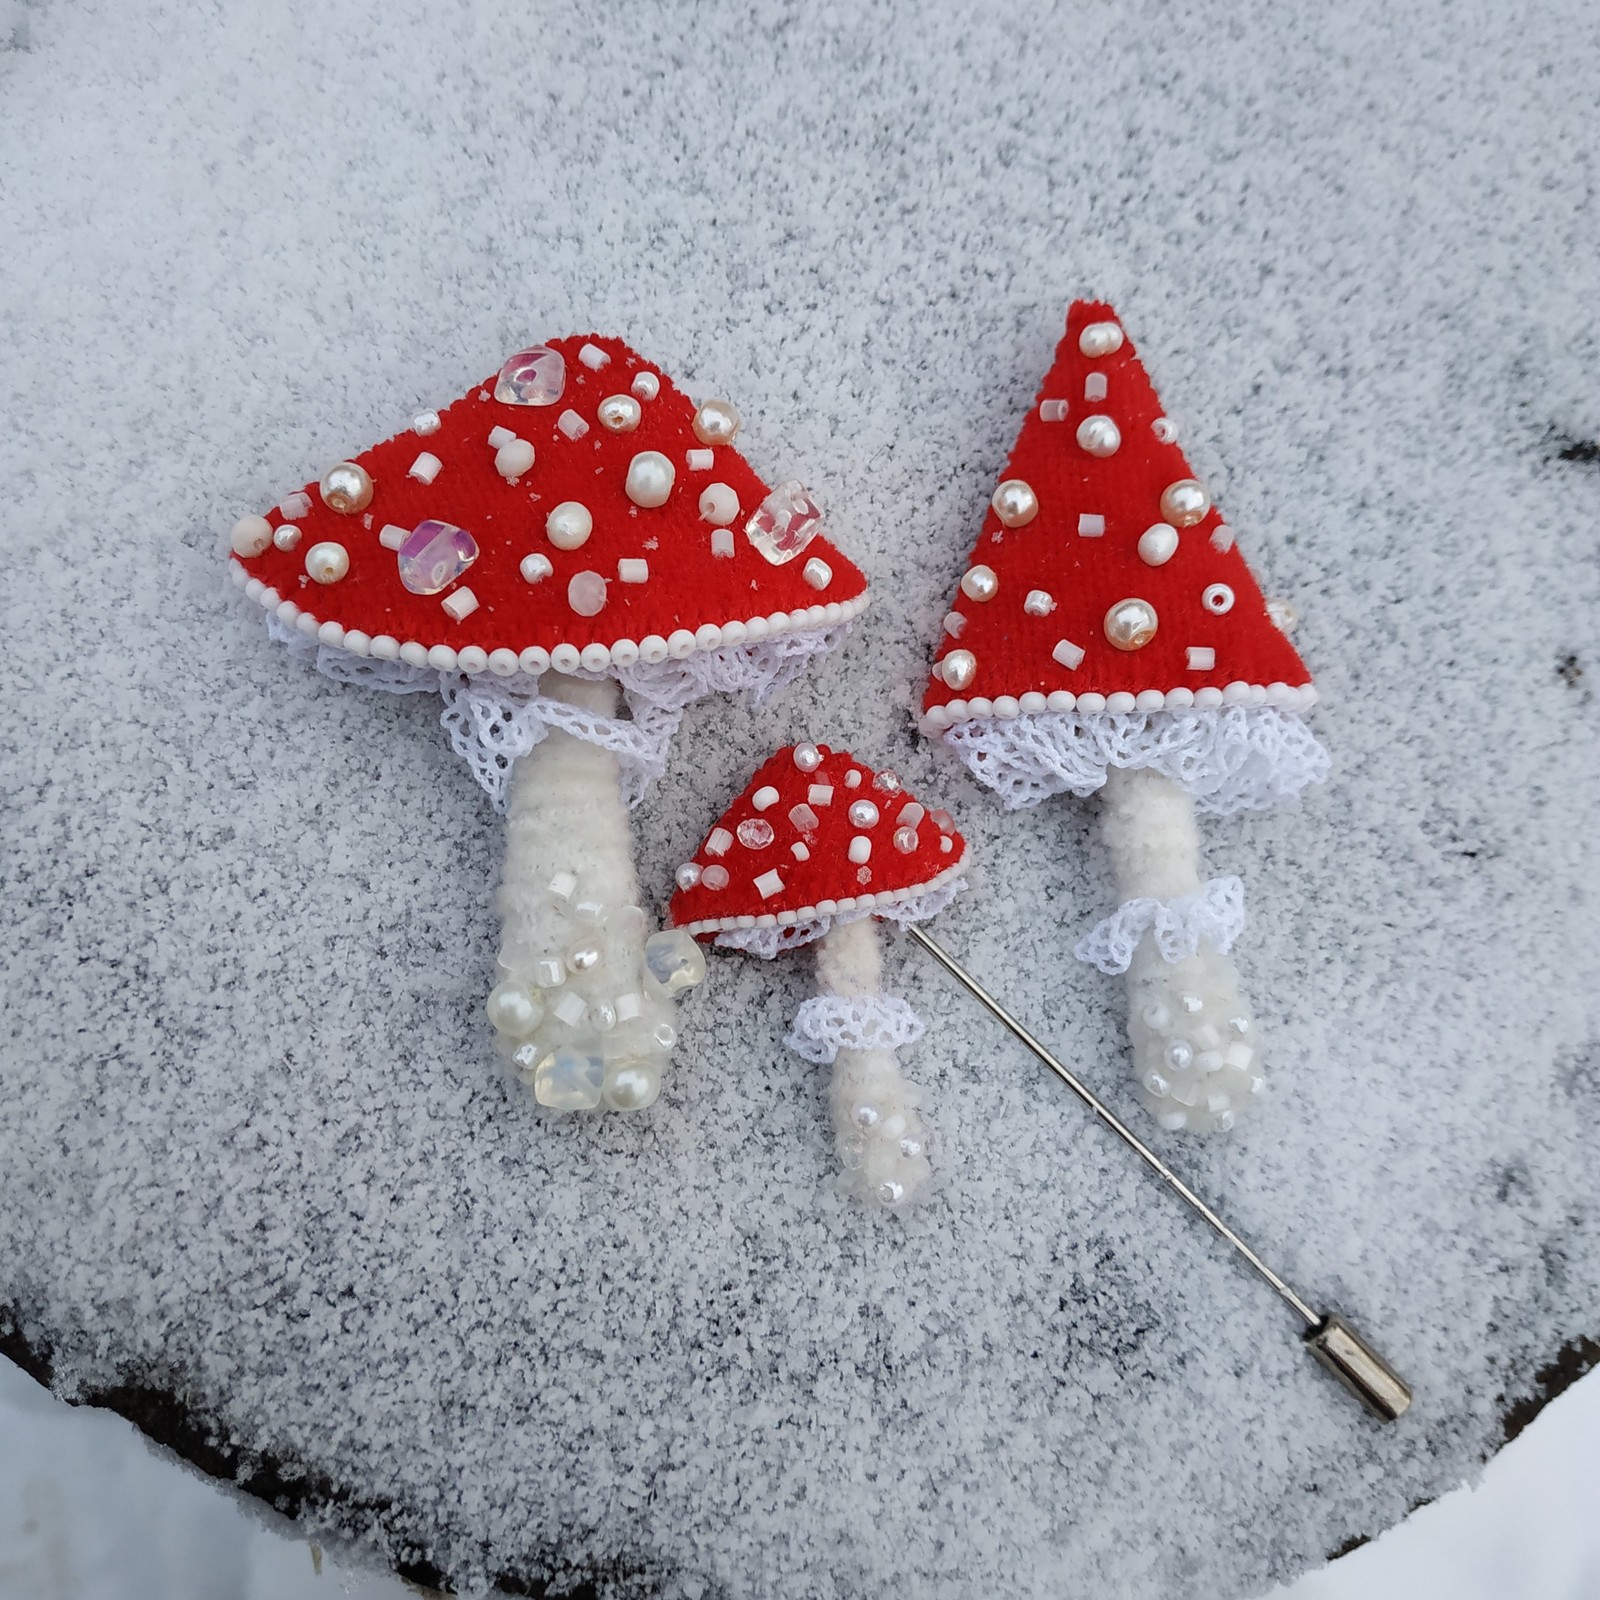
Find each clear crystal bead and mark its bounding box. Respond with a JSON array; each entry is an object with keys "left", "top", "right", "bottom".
[
  {"left": 398, "top": 520, "right": 478, "bottom": 596},
  {"left": 643, "top": 929, "right": 707, "bottom": 996},
  {"left": 494, "top": 345, "right": 566, "bottom": 406},
  {"left": 743, "top": 479, "right": 825, "bottom": 565},
  {"left": 532, "top": 1045, "right": 605, "bottom": 1111},
  {"left": 737, "top": 818, "right": 775, "bottom": 849}
]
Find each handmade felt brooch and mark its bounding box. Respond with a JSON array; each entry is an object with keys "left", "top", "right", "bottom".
[
  {"left": 922, "top": 301, "right": 1328, "bottom": 1132},
  {"left": 228, "top": 335, "right": 868, "bottom": 1111},
  {"left": 669, "top": 744, "right": 969, "bottom": 1208}
]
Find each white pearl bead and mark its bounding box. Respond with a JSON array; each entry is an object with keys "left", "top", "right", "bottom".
[
  {"left": 545, "top": 501, "right": 592, "bottom": 549},
  {"left": 486, "top": 981, "right": 543, "bottom": 1037},
  {"left": 848, "top": 800, "right": 879, "bottom": 828},
  {"left": 991, "top": 478, "right": 1039, "bottom": 528},
  {"left": 1104, "top": 598, "right": 1158, "bottom": 650},
  {"left": 494, "top": 438, "right": 535, "bottom": 481},
  {"left": 698, "top": 482, "right": 739, "bottom": 525},
  {"left": 603, "top": 1060, "right": 661, "bottom": 1112},
  {"left": 630, "top": 371, "right": 660, "bottom": 401},
  {"left": 597, "top": 393, "right": 642, "bottom": 432},
  {"left": 1076, "top": 415, "right": 1121, "bottom": 456},
  {"left": 675, "top": 862, "right": 702, "bottom": 889},
  {"left": 1079, "top": 320, "right": 1124, "bottom": 357},
  {"left": 1024, "top": 589, "right": 1055, "bottom": 616},
  {"left": 230, "top": 515, "right": 272, "bottom": 557},
  {"left": 319, "top": 461, "right": 373, "bottom": 514},
  {"left": 793, "top": 743, "right": 822, "bottom": 772},
  {"left": 304, "top": 542, "right": 349, "bottom": 584},
  {"left": 692, "top": 399, "right": 741, "bottom": 446},
  {"left": 272, "top": 523, "right": 302, "bottom": 551},
  {"left": 940, "top": 649, "right": 977, "bottom": 690},
  {"left": 625, "top": 450, "right": 675, "bottom": 507},
  {"left": 960, "top": 564, "right": 999, "bottom": 602},
  {"left": 1160, "top": 479, "right": 1210, "bottom": 527},
  {"left": 1137, "top": 522, "right": 1179, "bottom": 566},
  {"left": 1202, "top": 583, "right": 1235, "bottom": 614},
  {"left": 520, "top": 552, "right": 553, "bottom": 583}
]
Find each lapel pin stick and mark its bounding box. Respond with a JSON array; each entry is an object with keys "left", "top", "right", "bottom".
[
  {"left": 670, "top": 744, "right": 970, "bottom": 1210},
  {"left": 905, "top": 921, "right": 1411, "bottom": 1420},
  {"left": 226, "top": 336, "right": 871, "bottom": 1113},
  {"left": 922, "top": 300, "right": 1329, "bottom": 1136}
]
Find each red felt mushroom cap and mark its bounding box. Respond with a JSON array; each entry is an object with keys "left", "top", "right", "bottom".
[
  {"left": 228, "top": 335, "right": 869, "bottom": 675},
  {"left": 922, "top": 302, "right": 1313, "bottom": 732},
  {"left": 669, "top": 745, "right": 969, "bottom": 938}
]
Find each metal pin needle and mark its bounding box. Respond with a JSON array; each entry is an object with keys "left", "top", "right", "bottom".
[{"left": 905, "top": 922, "right": 1411, "bottom": 1421}]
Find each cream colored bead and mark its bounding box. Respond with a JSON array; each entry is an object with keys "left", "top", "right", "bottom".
[{"left": 991, "top": 478, "right": 1039, "bottom": 527}]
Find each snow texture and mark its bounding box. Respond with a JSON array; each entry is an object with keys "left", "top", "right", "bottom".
[{"left": 2, "top": 2, "right": 1598, "bottom": 1597}]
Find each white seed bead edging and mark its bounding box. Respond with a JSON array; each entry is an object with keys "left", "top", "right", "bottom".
[
  {"left": 256, "top": 590, "right": 870, "bottom": 813},
  {"left": 932, "top": 704, "right": 1329, "bottom": 816}
]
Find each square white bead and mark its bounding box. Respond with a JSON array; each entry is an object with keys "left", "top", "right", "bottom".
[
  {"left": 808, "top": 784, "right": 834, "bottom": 806},
  {"left": 557, "top": 409, "right": 588, "bottom": 439},
  {"left": 791, "top": 842, "right": 810, "bottom": 861},
  {"left": 441, "top": 586, "right": 478, "bottom": 621},
  {"left": 548, "top": 871, "right": 577, "bottom": 903},
  {"left": 408, "top": 452, "right": 442, "bottom": 484},
  {"left": 578, "top": 342, "right": 609, "bottom": 369},
  {"left": 1078, "top": 514, "right": 1105, "bottom": 537},
  {"left": 1039, "top": 399, "right": 1069, "bottom": 422},
  {"left": 617, "top": 558, "right": 649, "bottom": 584},
  {"left": 1084, "top": 373, "right": 1108, "bottom": 401},
  {"left": 379, "top": 523, "right": 408, "bottom": 550},
  {"left": 802, "top": 557, "right": 832, "bottom": 590},
  {"left": 686, "top": 448, "right": 714, "bottom": 471},
  {"left": 1052, "top": 638, "right": 1085, "bottom": 670},
  {"left": 1187, "top": 646, "right": 1216, "bottom": 671},
  {"left": 615, "top": 992, "right": 643, "bottom": 1022},
  {"left": 1210, "top": 524, "right": 1235, "bottom": 552},
  {"left": 551, "top": 991, "right": 588, "bottom": 1026},
  {"left": 710, "top": 527, "right": 735, "bottom": 558},
  {"left": 487, "top": 425, "right": 516, "bottom": 448},
  {"left": 754, "top": 869, "right": 784, "bottom": 899},
  {"left": 705, "top": 827, "right": 733, "bottom": 856},
  {"left": 278, "top": 491, "right": 312, "bottom": 519}
]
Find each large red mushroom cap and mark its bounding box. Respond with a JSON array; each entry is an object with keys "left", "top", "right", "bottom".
[
  {"left": 228, "top": 334, "right": 868, "bottom": 675},
  {"left": 669, "top": 745, "right": 968, "bottom": 940},
  {"left": 922, "top": 301, "right": 1313, "bottom": 733}
]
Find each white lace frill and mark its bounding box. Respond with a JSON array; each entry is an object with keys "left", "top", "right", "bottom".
[
  {"left": 1073, "top": 875, "right": 1246, "bottom": 976},
  {"left": 785, "top": 994, "right": 926, "bottom": 1065},
  {"left": 943, "top": 706, "right": 1329, "bottom": 817},
  {"left": 265, "top": 615, "right": 850, "bottom": 813},
  {"left": 711, "top": 876, "right": 968, "bottom": 960}
]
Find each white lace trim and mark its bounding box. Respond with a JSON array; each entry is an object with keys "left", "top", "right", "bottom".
[
  {"left": 710, "top": 876, "right": 968, "bottom": 959},
  {"left": 1073, "top": 875, "right": 1247, "bottom": 975},
  {"left": 943, "top": 706, "right": 1330, "bottom": 817},
  {"left": 785, "top": 993, "right": 925, "bottom": 1065},
  {"left": 265, "top": 615, "right": 851, "bottom": 812}
]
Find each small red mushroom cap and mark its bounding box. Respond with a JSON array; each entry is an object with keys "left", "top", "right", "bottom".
[
  {"left": 229, "top": 334, "right": 868, "bottom": 674},
  {"left": 923, "top": 301, "right": 1313, "bottom": 730},
  {"left": 669, "top": 744, "right": 969, "bottom": 938}
]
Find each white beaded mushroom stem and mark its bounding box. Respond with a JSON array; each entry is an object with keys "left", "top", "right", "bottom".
[
  {"left": 812, "top": 915, "right": 933, "bottom": 1207},
  {"left": 492, "top": 673, "right": 681, "bottom": 1112},
  {"left": 1097, "top": 767, "right": 1261, "bottom": 1133}
]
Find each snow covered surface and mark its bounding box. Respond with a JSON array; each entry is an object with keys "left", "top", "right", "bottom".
[{"left": 3, "top": 0, "right": 1598, "bottom": 1595}]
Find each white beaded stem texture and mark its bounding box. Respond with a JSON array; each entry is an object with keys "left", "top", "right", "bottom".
[
  {"left": 1095, "top": 766, "right": 1261, "bottom": 1132},
  {"left": 497, "top": 674, "right": 676, "bottom": 1103},
  {"left": 811, "top": 916, "right": 933, "bottom": 1207}
]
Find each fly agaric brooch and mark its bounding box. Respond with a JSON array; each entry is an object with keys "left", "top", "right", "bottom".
[
  {"left": 669, "top": 744, "right": 969, "bottom": 1208},
  {"left": 922, "top": 301, "right": 1328, "bottom": 1133},
  {"left": 228, "top": 335, "right": 868, "bottom": 1112}
]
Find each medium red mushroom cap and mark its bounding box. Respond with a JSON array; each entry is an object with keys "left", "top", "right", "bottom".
[
  {"left": 669, "top": 745, "right": 968, "bottom": 937},
  {"left": 228, "top": 334, "right": 869, "bottom": 675},
  {"left": 922, "top": 301, "right": 1313, "bottom": 732}
]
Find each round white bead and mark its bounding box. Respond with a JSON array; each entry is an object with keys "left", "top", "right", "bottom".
[
  {"left": 625, "top": 450, "right": 675, "bottom": 508},
  {"left": 960, "top": 564, "right": 999, "bottom": 602},
  {"left": 1202, "top": 583, "right": 1236, "bottom": 614},
  {"left": 1078, "top": 321, "right": 1124, "bottom": 357},
  {"left": 991, "top": 479, "right": 1039, "bottom": 528},
  {"left": 230, "top": 515, "right": 272, "bottom": 557},
  {"left": 940, "top": 649, "right": 977, "bottom": 690},
  {"left": 304, "top": 541, "right": 349, "bottom": 584},
  {"left": 550, "top": 643, "right": 581, "bottom": 672},
  {"left": 319, "top": 461, "right": 373, "bottom": 514},
  {"left": 520, "top": 552, "right": 553, "bottom": 583},
  {"left": 692, "top": 398, "right": 741, "bottom": 446},
  {"left": 698, "top": 482, "right": 740, "bottom": 525},
  {"left": 272, "top": 523, "right": 301, "bottom": 552},
  {"left": 1103, "top": 598, "right": 1158, "bottom": 651},
  {"left": 488, "top": 648, "right": 519, "bottom": 675},
  {"left": 580, "top": 642, "right": 611, "bottom": 671},
  {"left": 1106, "top": 691, "right": 1136, "bottom": 714},
  {"left": 631, "top": 371, "right": 660, "bottom": 401},
  {"left": 597, "top": 393, "right": 642, "bottom": 432},
  {"left": 1160, "top": 479, "right": 1210, "bottom": 528},
  {"left": 1138, "top": 522, "right": 1179, "bottom": 567},
  {"left": 567, "top": 571, "right": 607, "bottom": 617},
  {"left": 639, "top": 634, "right": 669, "bottom": 664},
  {"left": 793, "top": 742, "right": 822, "bottom": 772},
  {"left": 457, "top": 646, "right": 488, "bottom": 674},
  {"left": 611, "top": 638, "right": 640, "bottom": 666},
  {"left": 848, "top": 799, "right": 879, "bottom": 828},
  {"left": 546, "top": 502, "right": 592, "bottom": 550},
  {"left": 427, "top": 645, "right": 457, "bottom": 671},
  {"left": 494, "top": 438, "right": 535, "bottom": 481},
  {"left": 1076, "top": 414, "right": 1121, "bottom": 456}
]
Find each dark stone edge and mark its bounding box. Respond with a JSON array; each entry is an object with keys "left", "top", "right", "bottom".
[
  {"left": 5, "top": 1303, "right": 1597, "bottom": 1590},
  {"left": 0, "top": 1306, "right": 669, "bottom": 1597}
]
